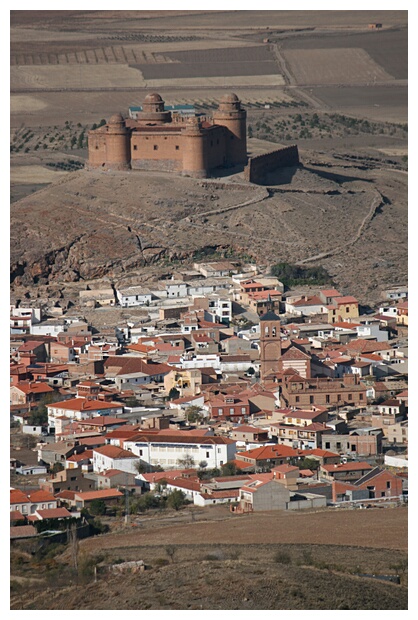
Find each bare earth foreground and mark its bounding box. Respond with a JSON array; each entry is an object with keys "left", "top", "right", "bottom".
[{"left": 11, "top": 507, "right": 408, "bottom": 610}]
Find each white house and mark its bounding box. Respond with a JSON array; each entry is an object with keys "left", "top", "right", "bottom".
[
  {"left": 92, "top": 445, "right": 140, "bottom": 474},
  {"left": 47, "top": 398, "right": 124, "bottom": 431},
  {"left": 31, "top": 319, "right": 66, "bottom": 337},
  {"left": 116, "top": 286, "right": 155, "bottom": 307},
  {"left": 161, "top": 281, "right": 188, "bottom": 298},
  {"left": 205, "top": 297, "right": 232, "bottom": 325},
  {"left": 123, "top": 434, "right": 236, "bottom": 470}
]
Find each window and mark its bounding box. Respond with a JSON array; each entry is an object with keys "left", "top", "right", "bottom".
[
  {"left": 310, "top": 396, "right": 314, "bottom": 404},
  {"left": 325, "top": 442, "right": 330, "bottom": 449},
  {"left": 272, "top": 327, "right": 276, "bottom": 337},
  {"left": 336, "top": 442, "right": 341, "bottom": 449},
  {"left": 133, "top": 145, "right": 138, "bottom": 150},
  {"left": 326, "top": 395, "right": 330, "bottom": 404},
  {"left": 153, "top": 145, "right": 158, "bottom": 150},
  {"left": 175, "top": 145, "right": 179, "bottom": 150},
  {"left": 386, "top": 481, "right": 391, "bottom": 489},
  {"left": 348, "top": 394, "right": 352, "bottom": 401},
  {"left": 346, "top": 307, "right": 350, "bottom": 313},
  {"left": 218, "top": 408, "right": 223, "bottom": 415},
  {"left": 241, "top": 407, "right": 246, "bottom": 414},
  {"left": 295, "top": 396, "right": 300, "bottom": 403},
  {"left": 229, "top": 408, "right": 234, "bottom": 415},
  {"left": 206, "top": 451, "right": 210, "bottom": 458}
]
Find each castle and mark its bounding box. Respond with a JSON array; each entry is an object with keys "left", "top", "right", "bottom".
[{"left": 87, "top": 92, "right": 247, "bottom": 178}]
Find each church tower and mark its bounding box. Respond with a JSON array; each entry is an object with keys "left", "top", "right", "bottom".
[{"left": 259, "top": 310, "right": 281, "bottom": 381}]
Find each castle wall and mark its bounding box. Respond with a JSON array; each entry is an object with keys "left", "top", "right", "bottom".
[
  {"left": 131, "top": 132, "right": 183, "bottom": 172},
  {"left": 244, "top": 146, "right": 299, "bottom": 184},
  {"left": 87, "top": 132, "right": 107, "bottom": 168},
  {"left": 205, "top": 126, "right": 228, "bottom": 170}
]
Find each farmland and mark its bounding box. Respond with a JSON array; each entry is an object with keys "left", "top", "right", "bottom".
[{"left": 10, "top": 505, "right": 408, "bottom": 610}]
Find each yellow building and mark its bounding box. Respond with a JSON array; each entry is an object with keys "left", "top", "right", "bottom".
[
  {"left": 164, "top": 368, "right": 202, "bottom": 397},
  {"left": 327, "top": 296, "right": 359, "bottom": 324}
]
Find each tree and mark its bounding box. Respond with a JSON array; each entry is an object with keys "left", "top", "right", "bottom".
[
  {"left": 177, "top": 454, "right": 195, "bottom": 469},
  {"left": 134, "top": 460, "right": 148, "bottom": 475},
  {"left": 198, "top": 460, "right": 208, "bottom": 470},
  {"left": 50, "top": 462, "right": 64, "bottom": 474},
  {"left": 295, "top": 457, "right": 319, "bottom": 471},
  {"left": 221, "top": 462, "right": 242, "bottom": 477},
  {"left": 28, "top": 391, "right": 62, "bottom": 426},
  {"left": 246, "top": 366, "right": 255, "bottom": 375},
  {"left": 185, "top": 406, "right": 204, "bottom": 424},
  {"left": 168, "top": 387, "right": 180, "bottom": 401},
  {"left": 167, "top": 489, "right": 186, "bottom": 511},
  {"left": 165, "top": 545, "right": 177, "bottom": 563},
  {"left": 89, "top": 499, "right": 106, "bottom": 516},
  {"left": 125, "top": 396, "right": 140, "bottom": 408}
]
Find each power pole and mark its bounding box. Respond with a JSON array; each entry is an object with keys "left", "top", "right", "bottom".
[{"left": 124, "top": 471, "right": 130, "bottom": 525}]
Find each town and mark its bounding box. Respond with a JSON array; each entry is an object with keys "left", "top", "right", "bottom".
[
  {"left": 10, "top": 8, "right": 408, "bottom": 612},
  {"left": 10, "top": 261, "right": 408, "bottom": 528}
]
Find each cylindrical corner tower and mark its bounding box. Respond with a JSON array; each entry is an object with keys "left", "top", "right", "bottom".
[
  {"left": 105, "top": 113, "right": 131, "bottom": 171},
  {"left": 181, "top": 117, "right": 208, "bottom": 178},
  {"left": 213, "top": 93, "right": 247, "bottom": 166}
]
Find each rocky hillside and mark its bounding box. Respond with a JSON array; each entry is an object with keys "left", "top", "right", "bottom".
[{"left": 11, "top": 148, "right": 407, "bottom": 306}]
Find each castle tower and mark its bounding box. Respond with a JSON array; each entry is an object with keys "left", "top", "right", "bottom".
[
  {"left": 104, "top": 113, "right": 131, "bottom": 171},
  {"left": 181, "top": 116, "right": 208, "bottom": 178},
  {"left": 212, "top": 93, "right": 247, "bottom": 166},
  {"left": 259, "top": 310, "right": 282, "bottom": 381},
  {"left": 139, "top": 92, "right": 171, "bottom": 124}
]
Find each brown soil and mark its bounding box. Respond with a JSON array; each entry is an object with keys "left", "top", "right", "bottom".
[{"left": 10, "top": 506, "right": 408, "bottom": 610}]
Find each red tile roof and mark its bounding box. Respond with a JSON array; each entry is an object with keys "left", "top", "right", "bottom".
[
  {"left": 237, "top": 444, "right": 302, "bottom": 461},
  {"left": 47, "top": 397, "right": 123, "bottom": 412},
  {"left": 322, "top": 462, "right": 373, "bottom": 473},
  {"left": 55, "top": 490, "right": 76, "bottom": 500},
  {"left": 10, "top": 489, "right": 29, "bottom": 504},
  {"left": 14, "top": 381, "right": 55, "bottom": 395},
  {"left": 10, "top": 525, "right": 38, "bottom": 539},
  {"left": 36, "top": 508, "right": 73, "bottom": 519},
  {"left": 93, "top": 445, "right": 137, "bottom": 459},
  {"left": 74, "top": 489, "right": 124, "bottom": 501},
  {"left": 28, "top": 490, "right": 56, "bottom": 503}
]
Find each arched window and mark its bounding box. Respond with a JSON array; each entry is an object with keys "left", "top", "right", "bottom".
[
  {"left": 272, "top": 327, "right": 276, "bottom": 337},
  {"left": 264, "top": 326, "right": 269, "bottom": 337}
]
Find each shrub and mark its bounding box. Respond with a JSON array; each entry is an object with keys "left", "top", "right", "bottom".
[
  {"left": 154, "top": 558, "right": 170, "bottom": 567},
  {"left": 274, "top": 550, "right": 292, "bottom": 565},
  {"left": 165, "top": 545, "right": 176, "bottom": 563}
]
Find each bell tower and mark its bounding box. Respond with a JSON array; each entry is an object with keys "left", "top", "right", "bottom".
[{"left": 260, "top": 310, "right": 281, "bottom": 381}]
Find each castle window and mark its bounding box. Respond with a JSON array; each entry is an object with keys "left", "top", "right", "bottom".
[
  {"left": 153, "top": 145, "right": 158, "bottom": 150},
  {"left": 133, "top": 145, "right": 138, "bottom": 151},
  {"left": 264, "top": 326, "right": 269, "bottom": 336},
  {"left": 175, "top": 145, "right": 180, "bottom": 150},
  {"left": 95, "top": 146, "right": 99, "bottom": 150},
  {"left": 272, "top": 327, "right": 276, "bottom": 337}
]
